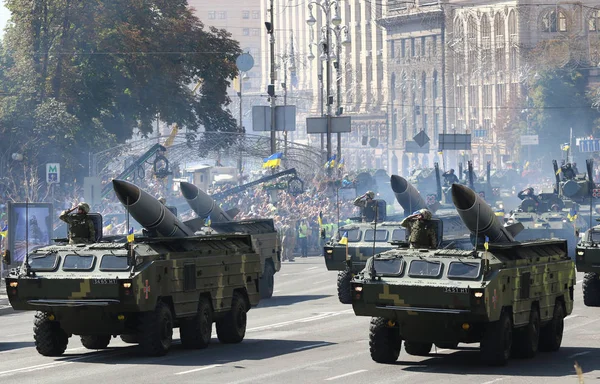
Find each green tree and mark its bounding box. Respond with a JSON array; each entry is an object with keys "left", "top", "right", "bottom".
[{"left": 0, "top": 0, "right": 241, "bottom": 185}]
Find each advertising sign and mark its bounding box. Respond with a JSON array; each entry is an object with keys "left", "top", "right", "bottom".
[{"left": 6, "top": 202, "right": 53, "bottom": 268}]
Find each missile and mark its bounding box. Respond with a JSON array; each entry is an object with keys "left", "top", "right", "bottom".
[
  {"left": 112, "top": 179, "right": 195, "bottom": 237},
  {"left": 451, "top": 183, "right": 516, "bottom": 243},
  {"left": 390, "top": 175, "right": 427, "bottom": 214},
  {"left": 180, "top": 182, "right": 234, "bottom": 223}
]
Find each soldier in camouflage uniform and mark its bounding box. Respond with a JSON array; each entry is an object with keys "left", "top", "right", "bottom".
[
  {"left": 400, "top": 208, "right": 437, "bottom": 249},
  {"left": 59, "top": 202, "right": 95, "bottom": 244}
]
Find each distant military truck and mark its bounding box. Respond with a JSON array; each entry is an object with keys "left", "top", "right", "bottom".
[
  {"left": 575, "top": 223, "right": 600, "bottom": 306},
  {"left": 5, "top": 232, "right": 265, "bottom": 357}
]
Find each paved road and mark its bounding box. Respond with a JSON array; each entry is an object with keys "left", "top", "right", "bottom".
[{"left": 0, "top": 258, "right": 598, "bottom": 384}]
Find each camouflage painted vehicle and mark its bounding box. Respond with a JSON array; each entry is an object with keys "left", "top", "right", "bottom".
[
  {"left": 575, "top": 223, "right": 600, "bottom": 306},
  {"left": 351, "top": 184, "right": 576, "bottom": 366},
  {"left": 5, "top": 228, "right": 272, "bottom": 357}
]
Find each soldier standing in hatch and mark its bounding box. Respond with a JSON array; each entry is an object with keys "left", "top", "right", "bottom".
[
  {"left": 59, "top": 202, "right": 95, "bottom": 244},
  {"left": 442, "top": 169, "right": 459, "bottom": 185},
  {"left": 400, "top": 208, "right": 437, "bottom": 249}
]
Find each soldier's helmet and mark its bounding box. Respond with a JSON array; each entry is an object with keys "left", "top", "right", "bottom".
[
  {"left": 78, "top": 202, "right": 90, "bottom": 214},
  {"left": 366, "top": 191, "right": 375, "bottom": 199},
  {"left": 418, "top": 208, "right": 432, "bottom": 220},
  {"left": 449, "top": 169, "right": 455, "bottom": 173}
]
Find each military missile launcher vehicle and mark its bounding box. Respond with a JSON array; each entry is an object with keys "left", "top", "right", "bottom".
[
  {"left": 552, "top": 158, "right": 597, "bottom": 231},
  {"left": 351, "top": 184, "right": 576, "bottom": 366},
  {"left": 575, "top": 223, "right": 600, "bottom": 306},
  {"left": 324, "top": 175, "right": 471, "bottom": 304},
  {"left": 5, "top": 180, "right": 279, "bottom": 357}
]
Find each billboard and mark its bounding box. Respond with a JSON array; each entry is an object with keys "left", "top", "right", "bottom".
[{"left": 7, "top": 202, "right": 53, "bottom": 267}]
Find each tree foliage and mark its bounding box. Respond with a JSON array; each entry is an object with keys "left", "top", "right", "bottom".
[{"left": 0, "top": 0, "right": 241, "bottom": 185}]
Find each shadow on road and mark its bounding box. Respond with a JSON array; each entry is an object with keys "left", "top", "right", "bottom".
[
  {"left": 0, "top": 341, "right": 35, "bottom": 352},
  {"left": 257, "top": 295, "right": 331, "bottom": 308},
  {"left": 54, "top": 338, "right": 336, "bottom": 367},
  {"left": 398, "top": 345, "right": 599, "bottom": 378}
]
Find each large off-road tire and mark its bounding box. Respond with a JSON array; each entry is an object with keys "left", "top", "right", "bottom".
[
  {"left": 80, "top": 335, "right": 111, "bottom": 350},
  {"left": 435, "top": 342, "right": 459, "bottom": 349},
  {"left": 33, "top": 312, "right": 69, "bottom": 357},
  {"left": 583, "top": 273, "right": 600, "bottom": 307},
  {"left": 180, "top": 297, "right": 213, "bottom": 349},
  {"left": 139, "top": 301, "right": 173, "bottom": 356},
  {"left": 539, "top": 302, "right": 565, "bottom": 352},
  {"left": 369, "top": 317, "right": 401, "bottom": 364},
  {"left": 511, "top": 307, "right": 540, "bottom": 359},
  {"left": 404, "top": 341, "right": 433, "bottom": 356},
  {"left": 260, "top": 263, "right": 275, "bottom": 299},
  {"left": 480, "top": 310, "right": 513, "bottom": 366},
  {"left": 120, "top": 334, "right": 139, "bottom": 344},
  {"left": 337, "top": 269, "right": 353, "bottom": 304},
  {"left": 216, "top": 292, "right": 247, "bottom": 344}
]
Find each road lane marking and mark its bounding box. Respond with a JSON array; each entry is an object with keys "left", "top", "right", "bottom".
[
  {"left": 293, "top": 342, "right": 330, "bottom": 351},
  {"left": 577, "top": 279, "right": 583, "bottom": 284},
  {"left": 325, "top": 370, "right": 368, "bottom": 381},
  {"left": 312, "top": 280, "right": 329, "bottom": 285},
  {"left": 247, "top": 310, "right": 353, "bottom": 332},
  {"left": 481, "top": 379, "right": 504, "bottom": 384},
  {"left": 306, "top": 267, "right": 319, "bottom": 271},
  {"left": 565, "top": 314, "right": 579, "bottom": 320},
  {"left": 568, "top": 351, "right": 591, "bottom": 359},
  {"left": 175, "top": 364, "right": 222, "bottom": 375}
]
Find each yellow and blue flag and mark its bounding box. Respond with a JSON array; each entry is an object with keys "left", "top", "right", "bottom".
[
  {"left": 484, "top": 235, "right": 489, "bottom": 251},
  {"left": 263, "top": 152, "right": 283, "bottom": 168},
  {"left": 339, "top": 231, "right": 348, "bottom": 246},
  {"left": 127, "top": 227, "right": 135, "bottom": 243},
  {"left": 317, "top": 211, "right": 323, "bottom": 227},
  {"left": 205, "top": 215, "right": 212, "bottom": 227},
  {"left": 324, "top": 154, "right": 336, "bottom": 169},
  {"left": 338, "top": 157, "right": 345, "bottom": 169},
  {"left": 568, "top": 207, "right": 577, "bottom": 222},
  {"left": 0, "top": 225, "right": 7, "bottom": 238}
]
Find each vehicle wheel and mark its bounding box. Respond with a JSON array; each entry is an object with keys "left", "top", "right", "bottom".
[
  {"left": 435, "top": 342, "right": 459, "bottom": 349},
  {"left": 180, "top": 297, "right": 213, "bottom": 349},
  {"left": 583, "top": 273, "right": 600, "bottom": 307},
  {"left": 511, "top": 307, "right": 540, "bottom": 358},
  {"left": 404, "top": 341, "right": 433, "bottom": 356},
  {"left": 369, "top": 317, "right": 401, "bottom": 364},
  {"left": 480, "top": 310, "right": 512, "bottom": 366},
  {"left": 260, "top": 263, "right": 275, "bottom": 299},
  {"left": 33, "top": 311, "right": 69, "bottom": 357},
  {"left": 120, "top": 334, "right": 139, "bottom": 344},
  {"left": 80, "top": 335, "right": 111, "bottom": 350},
  {"left": 539, "top": 302, "right": 565, "bottom": 352},
  {"left": 337, "top": 269, "right": 353, "bottom": 304},
  {"left": 139, "top": 301, "right": 173, "bottom": 356},
  {"left": 216, "top": 292, "right": 247, "bottom": 344}
]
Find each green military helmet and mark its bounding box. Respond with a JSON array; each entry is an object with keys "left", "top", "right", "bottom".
[
  {"left": 366, "top": 191, "right": 375, "bottom": 199},
  {"left": 78, "top": 202, "right": 90, "bottom": 213},
  {"left": 418, "top": 208, "right": 432, "bottom": 220}
]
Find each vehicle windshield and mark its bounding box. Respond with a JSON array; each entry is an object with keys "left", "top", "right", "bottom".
[
  {"left": 391, "top": 229, "right": 405, "bottom": 241},
  {"left": 338, "top": 229, "right": 361, "bottom": 242},
  {"left": 364, "top": 229, "right": 388, "bottom": 242},
  {"left": 589, "top": 231, "right": 600, "bottom": 243},
  {"left": 408, "top": 260, "right": 442, "bottom": 278},
  {"left": 63, "top": 255, "right": 95, "bottom": 271},
  {"left": 29, "top": 253, "right": 59, "bottom": 272},
  {"left": 447, "top": 261, "right": 481, "bottom": 279},
  {"left": 374, "top": 258, "right": 404, "bottom": 276},
  {"left": 99, "top": 255, "right": 130, "bottom": 271}
]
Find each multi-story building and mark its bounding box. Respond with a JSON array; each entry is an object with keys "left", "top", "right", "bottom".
[{"left": 382, "top": 0, "right": 600, "bottom": 175}]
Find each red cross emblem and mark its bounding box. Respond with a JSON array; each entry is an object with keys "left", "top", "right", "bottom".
[
  {"left": 143, "top": 280, "right": 151, "bottom": 299},
  {"left": 492, "top": 289, "right": 497, "bottom": 309}
]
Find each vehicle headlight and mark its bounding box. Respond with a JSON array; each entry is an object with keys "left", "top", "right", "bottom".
[
  {"left": 354, "top": 286, "right": 363, "bottom": 292},
  {"left": 473, "top": 291, "right": 483, "bottom": 298}
]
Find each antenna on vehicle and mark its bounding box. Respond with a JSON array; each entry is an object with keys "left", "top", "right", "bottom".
[
  {"left": 587, "top": 158, "right": 594, "bottom": 234},
  {"left": 126, "top": 196, "right": 130, "bottom": 239},
  {"left": 372, "top": 203, "right": 378, "bottom": 258},
  {"left": 24, "top": 199, "right": 32, "bottom": 276},
  {"left": 473, "top": 203, "right": 480, "bottom": 254}
]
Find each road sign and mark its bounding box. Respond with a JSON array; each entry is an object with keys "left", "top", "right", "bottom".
[
  {"left": 305, "top": 116, "right": 352, "bottom": 133},
  {"left": 593, "top": 188, "right": 600, "bottom": 198},
  {"left": 413, "top": 131, "right": 430, "bottom": 147},
  {"left": 235, "top": 53, "right": 254, "bottom": 72},
  {"left": 84, "top": 177, "right": 102, "bottom": 207},
  {"left": 252, "top": 105, "right": 296, "bottom": 131},
  {"left": 405, "top": 141, "right": 430, "bottom": 153},
  {"left": 438, "top": 134, "right": 471, "bottom": 150},
  {"left": 577, "top": 138, "right": 600, "bottom": 152},
  {"left": 520, "top": 135, "right": 539, "bottom": 145},
  {"left": 46, "top": 163, "right": 60, "bottom": 184}
]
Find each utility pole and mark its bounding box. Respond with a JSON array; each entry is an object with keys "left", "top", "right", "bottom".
[{"left": 268, "top": 0, "right": 276, "bottom": 155}]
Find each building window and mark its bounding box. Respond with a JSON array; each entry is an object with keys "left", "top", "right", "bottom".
[
  {"left": 411, "top": 38, "right": 415, "bottom": 57},
  {"left": 421, "top": 37, "right": 426, "bottom": 56},
  {"left": 250, "top": 28, "right": 259, "bottom": 36},
  {"left": 401, "top": 40, "right": 406, "bottom": 57},
  {"left": 542, "top": 9, "right": 567, "bottom": 32},
  {"left": 432, "top": 35, "right": 437, "bottom": 56},
  {"left": 252, "top": 10, "right": 260, "bottom": 19},
  {"left": 390, "top": 40, "right": 395, "bottom": 58},
  {"left": 243, "top": 28, "right": 249, "bottom": 36},
  {"left": 208, "top": 11, "right": 216, "bottom": 19},
  {"left": 432, "top": 71, "right": 438, "bottom": 99},
  {"left": 590, "top": 11, "right": 600, "bottom": 31},
  {"left": 242, "top": 10, "right": 249, "bottom": 19},
  {"left": 217, "top": 11, "right": 226, "bottom": 19}
]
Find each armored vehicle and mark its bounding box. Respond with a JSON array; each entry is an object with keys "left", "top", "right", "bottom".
[
  {"left": 351, "top": 184, "right": 576, "bottom": 366},
  {"left": 325, "top": 175, "right": 471, "bottom": 304},
  {"left": 5, "top": 180, "right": 279, "bottom": 357},
  {"left": 553, "top": 159, "right": 596, "bottom": 231},
  {"left": 575, "top": 223, "right": 600, "bottom": 306}
]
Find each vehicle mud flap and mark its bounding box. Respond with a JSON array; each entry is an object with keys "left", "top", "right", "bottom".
[
  {"left": 404, "top": 341, "right": 432, "bottom": 356},
  {"left": 180, "top": 297, "right": 213, "bottom": 349},
  {"left": 583, "top": 273, "right": 600, "bottom": 307},
  {"left": 539, "top": 301, "right": 565, "bottom": 352},
  {"left": 120, "top": 334, "right": 139, "bottom": 344},
  {"left": 260, "top": 263, "right": 275, "bottom": 299},
  {"left": 369, "top": 317, "right": 401, "bottom": 364},
  {"left": 216, "top": 292, "right": 247, "bottom": 344},
  {"left": 138, "top": 301, "right": 173, "bottom": 356},
  {"left": 34, "top": 311, "right": 69, "bottom": 357},
  {"left": 337, "top": 269, "right": 353, "bottom": 304},
  {"left": 80, "top": 335, "right": 111, "bottom": 350}
]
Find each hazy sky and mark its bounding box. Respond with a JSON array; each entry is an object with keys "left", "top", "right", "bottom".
[{"left": 0, "top": 4, "right": 9, "bottom": 37}]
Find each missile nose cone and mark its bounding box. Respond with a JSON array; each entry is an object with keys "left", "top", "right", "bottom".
[
  {"left": 390, "top": 175, "right": 409, "bottom": 194},
  {"left": 112, "top": 179, "right": 141, "bottom": 206},
  {"left": 180, "top": 182, "right": 199, "bottom": 200},
  {"left": 451, "top": 183, "right": 476, "bottom": 210}
]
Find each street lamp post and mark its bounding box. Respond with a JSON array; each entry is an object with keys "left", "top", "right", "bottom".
[
  {"left": 306, "top": 0, "right": 348, "bottom": 167},
  {"left": 307, "top": 42, "right": 325, "bottom": 154}
]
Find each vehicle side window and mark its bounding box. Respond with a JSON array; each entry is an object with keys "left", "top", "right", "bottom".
[
  {"left": 408, "top": 260, "right": 442, "bottom": 278},
  {"left": 99, "top": 255, "right": 130, "bottom": 271},
  {"left": 29, "top": 254, "right": 60, "bottom": 272},
  {"left": 63, "top": 255, "right": 95, "bottom": 271}
]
